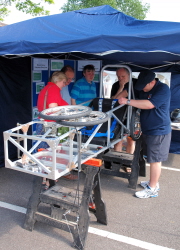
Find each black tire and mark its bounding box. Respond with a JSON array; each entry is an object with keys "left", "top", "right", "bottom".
[
  {"left": 39, "top": 105, "right": 92, "bottom": 121},
  {"left": 130, "top": 108, "right": 141, "bottom": 141},
  {"left": 57, "top": 111, "right": 109, "bottom": 127}
]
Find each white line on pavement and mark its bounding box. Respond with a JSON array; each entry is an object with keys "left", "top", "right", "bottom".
[
  {"left": 0, "top": 201, "right": 27, "bottom": 214},
  {"left": 146, "top": 163, "right": 180, "bottom": 172},
  {"left": 88, "top": 227, "right": 175, "bottom": 250},
  {"left": 0, "top": 201, "right": 175, "bottom": 250},
  {"left": 161, "top": 166, "right": 180, "bottom": 171}
]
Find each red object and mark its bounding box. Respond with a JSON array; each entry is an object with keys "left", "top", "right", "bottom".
[
  {"left": 84, "top": 158, "right": 102, "bottom": 167},
  {"left": 37, "top": 82, "right": 68, "bottom": 112},
  {"left": 89, "top": 202, "right": 96, "bottom": 210},
  {"left": 38, "top": 148, "right": 46, "bottom": 152}
]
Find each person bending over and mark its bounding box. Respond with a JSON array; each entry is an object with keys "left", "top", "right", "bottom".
[
  {"left": 118, "top": 69, "right": 171, "bottom": 198},
  {"left": 37, "top": 71, "right": 77, "bottom": 188}
]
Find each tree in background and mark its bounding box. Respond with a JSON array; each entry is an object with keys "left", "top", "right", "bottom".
[
  {"left": 61, "top": 0, "right": 150, "bottom": 20},
  {"left": 116, "top": 0, "right": 149, "bottom": 19},
  {"left": 0, "top": 0, "right": 54, "bottom": 21}
]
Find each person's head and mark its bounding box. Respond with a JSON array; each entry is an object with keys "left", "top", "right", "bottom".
[
  {"left": 116, "top": 67, "right": 130, "bottom": 85},
  {"left": 51, "top": 71, "right": 67, "bottom": 90},
  {"left": 135, "top": 70, "right": 156, "bottom": 92},
  {"left": 61, "top": 65, "right": 74, "bottom": 85},
  {"left": 83, "top": 64, "right": 95, "bottom": 83}
]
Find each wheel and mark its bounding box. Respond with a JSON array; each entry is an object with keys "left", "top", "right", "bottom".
[
  {"left": 57, "top": 111, "right": 109, "bottom": 127},
  {"left": 130, "top": 108, "right": 141, "bottom": 141},
  {"left": 39, "top": 105, "right": 92, "bottom": 121}
]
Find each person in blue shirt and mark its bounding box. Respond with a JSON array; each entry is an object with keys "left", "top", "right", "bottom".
[
  {"left": 118, "top": 69, "right": 171, "bottom": 199},
  {"left": 71, "top": 64, "right": 97, "bottom": 106}
]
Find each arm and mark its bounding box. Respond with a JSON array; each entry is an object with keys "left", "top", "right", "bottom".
[
  {"left": 111, "top": 81, "right": 128, "bottom": 99},
  {"left": 71, "top": 98, "right": 76, "bottom": 105},
  {"left": 70, "top": 81, "right": 80, "bottom": 105},
  {"left": 118, "top": 97, "right": 155, "bottom": 109},
  {"left": 49, "top": 103, "right": 58, "bottom": 108},
  {"left": 111, "top": 86, "right": 124, "bottom": 99},
  {"left": 114, "top": 89, "right": 128, "bottom": 99}
]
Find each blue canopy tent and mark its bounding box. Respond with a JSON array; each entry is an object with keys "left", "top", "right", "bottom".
[
  {"left": 0, "top": 5, "right": 180, "bottom": 166},
  {"left": 1, "top": 4, "right": 180, "bottom": 63}
]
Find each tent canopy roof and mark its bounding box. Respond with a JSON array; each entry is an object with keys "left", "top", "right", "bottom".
[{"left": 1, "top": 5, "right": 180, "bottom": 67}]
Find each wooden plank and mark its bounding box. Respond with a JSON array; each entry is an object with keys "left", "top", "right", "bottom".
[
  {"left": 40, "top": 185, "right": 83, "bottom": 212},
  {"left": 102, "top": 150, "right": 133, "bottom": 164}
]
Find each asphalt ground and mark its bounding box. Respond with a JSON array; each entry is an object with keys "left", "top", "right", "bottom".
[{"left": 0, "top": 153, "right": 180, "bottom": 250}]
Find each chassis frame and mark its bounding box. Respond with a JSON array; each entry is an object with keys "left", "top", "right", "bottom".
[{"left": 3, "top": 65, "right": 141, "bottom": 180}]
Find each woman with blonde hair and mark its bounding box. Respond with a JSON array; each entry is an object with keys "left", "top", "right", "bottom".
[
  {"left": 36, "top": 71, "right": 76, "bottom": 189},
  {"left": 37, "top": 71, "right": 68, "bottom": 112}
]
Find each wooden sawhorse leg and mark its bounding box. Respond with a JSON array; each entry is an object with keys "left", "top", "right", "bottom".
[
  {"left": 73, "top": 165, "right": 107, "bottom": 249},
  {"left": 91, "top": 170, "right": 107, "bottom": 225},
  {"left": 24, "top": 177, "right": 56, "bottom": 231},
  {"left": 24, "top": 176, "right": 42, "bottom": 231}
]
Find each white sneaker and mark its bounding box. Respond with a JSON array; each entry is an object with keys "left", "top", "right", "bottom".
[
  {"left": 135, "top": 185, "right": 158, "bottom": 199},
  {"left": 140, "top": 180, "right": 160, "bottom": 191}
]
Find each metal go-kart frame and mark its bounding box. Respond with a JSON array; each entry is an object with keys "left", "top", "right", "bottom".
[{"left": 3, "top": 65, "right": 141, "bottom": 180}]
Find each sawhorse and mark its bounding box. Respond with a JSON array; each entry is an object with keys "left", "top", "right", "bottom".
[
  {"left": 24, "top": 163, "right": 107, "bottom": 250},
  {"left": 101, "top": 136, "right": 146, "bottom": 189}
]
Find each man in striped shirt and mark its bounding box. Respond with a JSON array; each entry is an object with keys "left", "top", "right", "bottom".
[{"left": 71, "top": 64, "right": 97, "bottom": 106}]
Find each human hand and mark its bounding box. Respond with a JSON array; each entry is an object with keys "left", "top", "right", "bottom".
[
  {"left": 117, "top": 86, "right": 123, "bottom": 94},
  {"left": 119, "top": 80, "right": 126, "bottom": 87},
  {"left": 118, "top": 97, "right": 127, "bottom": 105}
]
